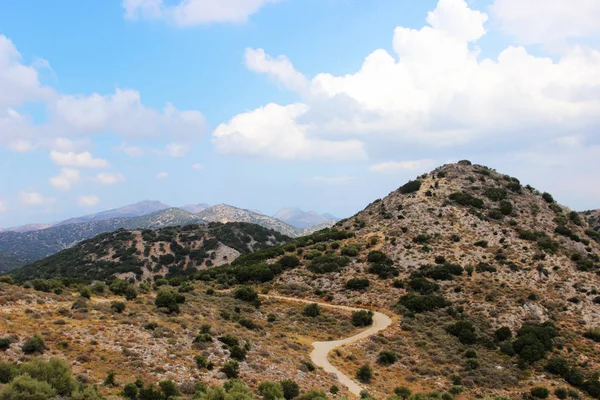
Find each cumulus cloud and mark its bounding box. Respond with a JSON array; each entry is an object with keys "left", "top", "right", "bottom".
[
  {"left": 19, "top": 192, "right": 55, "bottom": 206},
  {"left": 96, "top": 172, "right": 126, "bottom": 185},
  {"left": 369, "top": 159, "right": 437, "bottom": 173},
  {"left": 122, "top": 0, "right": 279, "bottom": 26},
  {"left": 245, "top": 48, "right": 308, "bottom": 92},
  {"left": 491, "top": 0, "right": 600, "bottom": 46},
  {"left": 77, "top": 195, "right": 100, "bottom": 207},
  {"left": 192, "top": 163, "right": 204, "bottom": 170},
  {"left": 213, "top": 103, "right": 367, "bottom": 160},
  {"left": 49, "top": 168, "right": 80, "bottom": 191},
  {"left": 156, "top": 172, "right": 169, "bottom": 180},
  {"left": 214, "top": 0, "right": 600, "bottom": 161},
  {"left": 50, "top": 151, "right": 110, "bottom": 168}
]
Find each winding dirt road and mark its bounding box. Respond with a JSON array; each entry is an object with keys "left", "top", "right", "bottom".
[{"left": 261, "top": 294, "right": 393, "bottom": 396}]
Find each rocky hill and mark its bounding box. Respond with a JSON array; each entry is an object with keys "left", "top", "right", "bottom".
[
  {"left": 198, "top": 204, "right": 305, "bottom": 238},
  {"left": 0, "top": 208, "right": 203, "bottom": 269},
  {"left": 274, "top": 208, "right": 338, "bottom": 229},
  {"left": 583, "top": 209, "right": 600, "bottom": 232},
  {"left": 55, "top": 200, "right": 171, "bottom": 226},
  {"left": 11, "top": 222, "right": 289, "bottom": 282},
  {"left": 199, "top": 161, "right": 600, "bottom": 399}
]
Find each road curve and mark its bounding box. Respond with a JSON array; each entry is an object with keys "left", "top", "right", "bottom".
[{"left": 261, "top": 294, "right": 393, "bottom": 396}]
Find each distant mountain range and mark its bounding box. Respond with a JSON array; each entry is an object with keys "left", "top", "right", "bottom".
[
  {"left": 0, "top": 201, "right": 339, "bottom": 272},
  {"left": 273, "top": 207, "right": 339, "bottom": 229}
]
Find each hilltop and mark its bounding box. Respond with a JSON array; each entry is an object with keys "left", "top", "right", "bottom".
[{"left": 583, "top": 209, "right": 600, "bottom": 232}]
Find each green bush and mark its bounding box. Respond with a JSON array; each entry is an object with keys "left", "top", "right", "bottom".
[
  {"left": 377, "top": 350, "right": 398, "bottom": 365},
  {"left": 446, "top": 321, "right": 477, "bottom": 345},
  {"left": 341, "top": 245, "right": 360, "bottom": 257},
  {"left": 21, "top": 335, "right": 46, "bottom": 355},
  {"left": 495, "top": 327, "right": 512, "bottom": 342},
  {"left": 122, "top": 383, "right": 139, "bottom": 399},
  {"left": 218, "top": 335, "right": 240, "bottom": 348},
  {"left": 531, "top": 387, "right": 549, "bottom": 399},
  {"left": 355, "top": 364, "right": 373, "bottom": 383},
  {"left": 233, "top": 286, "right": 261, "bottom": 307},
  {"left": 394, "top": 387, "right": 412, "bottom": 399},
  {"left": 0, "top": 338, "right": 12, "bottom": 351},
  {"left": 399, "top": 293, "right": 450, "bottom": 313},
  {"left": 345, "top": 278, "right": 370, "bottom": 291},
  {"left": 258, "top": 381, "right": 285, "bottom": 400},
  {"left": 221, "top": 360, "right": 239, "bottom": 379},
  {"left": 583, "top": 328, "right": 600, "bottom": 342},
  {"left": 499, "top": 200, "right": 514, "bottom": 215},
  {"left": 484, "top": 188, "right": 508, "bottom": 201},
  {"left": 155, "top": 288, "right": 185, "bottom": 313},
  {"left": 399, "top": 180, "right": 422, "bottom": 194},
  {"left": 307, "top": 255, "right": 349, "bottom": 274},
  {"left": 0, "top": 373, "right": 56, "bottom": 400},
  {"left": 351, "top": 310, "right": 374, "bottom": 327},
  {"left": 542, "top": 192, "right": 555, "bottom": 203},
  {"left": 110, "top": 301, "right": 126, "bottom": 313},
  {"left": 159, "top": 380, "right": 180, "bottom": 398},
  {"left": 449, "top": 192, "right": 484, "bottom": 208},
  {"left": 408, "top": 277, "right": 439, "bottom": 294},
  {"left": 280, "top": 379, "right": 300, "bottom": 400},
  {"left": 279, "top": 255, "right": 300, "bottom": 269},
  {"left": 512, "top": 322, "right": 558, "bottom": 364},
  {"left": 303, "top": 303, "right": 321, "bottom": 318}
]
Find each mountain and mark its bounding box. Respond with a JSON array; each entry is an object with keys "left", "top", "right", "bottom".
[
  {"left": 11, "top": 222, "right": 289, "bottom": 282},
  {"left": 322, "top": 213, "right": 341, "bottom": 221},
  {"left": 180, "top": 203, "right": 210, "bottom": 213},
  {"left": 199, "top": 161, "right": 600, "bottom": 399},
  {"left": 273, "top": 207, "right": 338, "bottom": 229},
  {"left": 0, "top": 208, "right": 202, "bottom": 270},
  {"left": 198, "top": 204, "right": 304, "bottom": 237},
  {"left": 0, "top": 223, "right": 56, "bottom": 233},
  {"left": 55, "top": 200, "right": 171, "bottom": 226}
]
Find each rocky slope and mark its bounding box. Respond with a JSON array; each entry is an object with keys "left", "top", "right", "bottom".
[
  {"left": 11, "top": 222, "right": 289, "bottom": 282},
  {"left": 200, "top": 161, "right": 600, "bottom": 399},
  {"left": 583, "top": 209, "right": 600, "bottom": 232},
  {"left": 55, "top": 200, "right": 171, "bottom": 226}
]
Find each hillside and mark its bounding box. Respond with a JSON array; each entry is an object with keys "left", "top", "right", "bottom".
[
  {"left": 583, "top": 209, "right": 600, "bottom": 232},
  {"left": 198, "top": 204, "right": 304, "bottom": 238},
  {"left": 11, "top": 222, "right": 289, "bottom": 282},
  {"left": 199, "top": 161, "right": 600, "bottom": 399},
  {"left": 274, "top": 208, "right": 338, "bottom": 229},
  {"left": 0, "top": 208, "right": 203, "bottom": 270}
]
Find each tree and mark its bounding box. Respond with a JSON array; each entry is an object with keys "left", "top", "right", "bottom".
[
  {"left": 258, "top": 381, "right": 285, "bottom": 400},
  {"left": 542, "top": 192, "right": 555, "bottom": 203},
  {"left": 158, "top": 380, "right": 180, "bottom": 398},
  {"left": 155, "top": 288, "right": 185, "bottom": 314},
  {"left": 21, "top": 335, "right": 46, "bottom": 355},
  {"left": 234, "top": 286, "right": 261, "bottom": 307},
  {"left": 122, "top": 383, "right": 138, "bottom": 399},
  {"left": 377, "top": 350, "right": 398, "bottom": 365},
  {"left": 351, "top": 310, "right": 374, "bottom": 327},
  {"left": 0, "top": 373, "right": 56, "bottom": 400},
  {"left": 356, "top": 364, "right": 373, "bottom": 383},
  {"left": 495, "top": 327, "right": 512, "bottom": 342},
  {"left": 280, "top": 379, "right": 300, "bottom": 400},
  {"left": 446, "top": 321, "right": 477, "bottom": 345},
  {"left": 303, "top": 303, "right": 321, "bottom": 318},
  {"left": 221, "top": 360, "right": 239, "bottom": 379}
]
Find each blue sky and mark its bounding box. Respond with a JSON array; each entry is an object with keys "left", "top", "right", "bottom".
[{"left": 0, "top": 0, "right": 599, "bottom": 227}]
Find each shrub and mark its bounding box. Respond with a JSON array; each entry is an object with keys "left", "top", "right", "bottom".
[
  {"left": 341, "top": 245, "right": 359, "bottom": 257},
  {"left": 279, "top": 255, "right": 300, "bottom": 269},
  {"left": 513, "top": 322, "right": 558, "bottom": 364},
  {"left": 583, "top": 328, "right": 600, "bottom": 342},
  {"left": 554, "top": 388, "right": 568, "bottom": 399},
  {"left": 351, "top": 310, "right": 374, "bottom": 327},
  {"left": 195, "top": 355, "right": 212, "bottom": 370},
  {"left": 194, "top": 333, "right": 212, "bottom": 344},
  {"left": 399, "top": 180, "right": 422, "bottom": 194},
  {"left": 368, "top": 263, "right": 396, "bottom": 279},
  {"left": 394, "top": 387, "right": 412, "bottom": 399},
  {"left": 18, "top": 358, "right": 76, "bottom": 396},
  {"left": 377, "top": 350, "right": 398, "bottom": 365},
  {"left": 155, "top": 288, "right": 185, "bottom": 313},
  {"left": 488, "top": 209, "right": 504, "bottom": 220},
  {"left": 79, "top": 287, "right": 92, "bottom": 299},
  {"left": 355, "top": 364, "right": 373, "bottom": 383},
  {"left": 221, "top": 360, "right": 239, "bottom": 379},
  {"left": 542, "top": 192, "right": 555, "bottom": 203},
  {"left": 122, "top": 383, "right": 139, "bottom": 399},
  {"left": 475, "top": 262, "right": 496, "bottom": 273},
  {"left": 238, "top": 318, "right": 259, "bottom": 330},
  {"left": 413, "top": 263, "right": 463, "bottom": 281},
  {"left": 449, "top": 192, "right": 484, "bottom": 208},
  {"left": 474, "top": 240, "right": 488, "bottom": 248},
  {"left": 233, "top": 286, "right": 260, "bottom": 307},
  {"left": 545, "top": 357, "right": 570, "bottom": 376},
  {"left": 0, "top": 338, "right": 12, "bottom": 351},
  {"left": 495, "top": 327, "right": 512, "bottom": 342},
  {"left": 446, "top": 321, "right": 477, "bottom": 345},
  {"left": 110, "top": 301, "right": 126, "bottom": 313},
  {"left": 408, "top": 277, "right": 439, "bottom": 294},
  {"left": 159, "top": 380, "right": 180, "bottom": 398},
  {"left": 307, "top": 255, "right": 349, "bottom": 274},
  {"left": 280, "top": 379, "right": 300, "bottom": 400},
  {"left": 218, "top": 335, "right": 240, "bottom": 348},
  {"left": 0, "top": 373, "right": 56, "bottom": 400},
  {"left": 499, "top": 200, "right": 514, "bottom": 215},
  {"left": 367, "top": 251, "right": 389, "bottom": 264},
  {"left": 531, "top": 387, "right": 550, "bottom": 399},
  {"left": 303, "top": 303, "right": 321, "bottom": 318},
  {"left": 258, "top": 382, "right": 285, "bottom": 400},
  {"left": 229, "top": 345, "right": 247, "bottom": 361},
  {"left": 399, "top": 293, "right": 450, "bottom": 313},
  {"left": 21, "top": 335, "right": 46, "bottom": 355},
  {"left": 345, "top": 278, "right": 370, "bottom": 291},
  {"left": 484, "top": 188, "right": 508, "bottom": 201}
]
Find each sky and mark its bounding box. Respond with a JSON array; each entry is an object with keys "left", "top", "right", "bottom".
[{"left": 0, "top": 0, "right": 599, "bottom": 228}]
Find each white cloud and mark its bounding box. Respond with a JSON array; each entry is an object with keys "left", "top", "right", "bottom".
[
  {"left": 7, "top": 140, "right": 34, "bottom": 152},
  {"left": 491, "top": 0, "right": 600, "bottom": 46},
  {"left": 114, "top": 142, "right": 144, "bottom": 157},
  {"left": 369, "top": 159, "right": 437, "bottom": 173},
  {"left": 192, "top": 163, "right": 204, "bottom": 170},
  {"left": 49, "top": 168, "right": 80, "bottom": 191},
  {"left": 156, "top": 172, "right": 169, "bottom": 180},
  {"left": 96, "top": 172, "right": 126, "bottom": 185},
  {"left": 216, "top": 0, "right": 600, "bottom": 160},
  {"left": 122, "top": 0, "right": 279, "bottom": 26},
  {"left": 77, "top": 195, "right": 100, "bottom": 207},
  {"left": 245, "top": 48, "right": 308, "bottom": 92},
  {"left": 165, "top": 142, "right": 190, "bottom": 158},
  {"left": 50, "top": 151, "right": 110, "bottom": 168},
  {"left": 19, "top": 192, "right": 55, "bottom": 206},
  {"left": 307, "top": 176, "right": 355, "bottom": 185},
  {"left": 0, "top": 200, "right": 6, "bottom": 213},
  {"left": 213, "top": 103, "right": 367, "bottom": 160}
]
